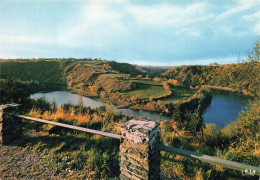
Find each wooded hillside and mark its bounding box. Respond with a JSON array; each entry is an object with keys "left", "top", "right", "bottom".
[
  {"left": 162, "top": 61, "right": 259, "bottom": 95},
  {"left": 0, "top": 59, "right": 143, "bottom": 95}
]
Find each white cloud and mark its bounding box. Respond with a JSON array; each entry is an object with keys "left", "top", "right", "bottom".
[
  {"left": 243, "top": 11, "right": 260, "bottom": 35},
  {"left": 1, "top": 33, "right": 51, "bottom": 45},
  {"left": 0, "top": 0, "right": 258, "bottom": 63},
  {"left": 0, "top": 53, "right": 19, "bottom": 59},
  {"left": 126, "top": 56, "right": 242, "bottom": 66},
  {"left": 174, "top": 28, "right": 201, "bottom": 37},
  {"left": 243, "top": 11, "right": 260, "bottom": 21},
  {"left": 216, "top": 0, "right": 259, "bottom": 20},
  {"left": 58, "top": 1, "right": 213, "bottom": 49},
  {"left": 58, "top": 0, "right": 126, "bottom": 48},
  {"left": 126, "top": 2, "right": 210, "bottom": 27},
  {"left": 128, "top": 60, "right": 170, "bottom": 66},
  {"left": 171, "top": 56, "right": 242, "bottom": 66},
  {"left": 254, "top": 22, "right": 260, "bottom": 35}
]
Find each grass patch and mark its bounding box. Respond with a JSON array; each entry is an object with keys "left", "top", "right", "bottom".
[
  {"left": 80, "top": 60, "right": 103, "bottom": 65},
  {"left": 20, "top": 126, "right": 120, "bottom": 179},
  {"left": 122, "top": 83, "right": 167, "bottom": 100},
  {"left": 160, "top": 87, "right": 196, "bottom": 104},
  {"left": 124, "top": 79, "right": 161, "bottom": 85},
  {"left": 102, "top": 73, "right": 128, "bottom": 78}
]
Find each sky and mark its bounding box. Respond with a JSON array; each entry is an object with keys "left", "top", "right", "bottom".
[{"left": 0, "top": 0, "right": 259, "bottom": 66}]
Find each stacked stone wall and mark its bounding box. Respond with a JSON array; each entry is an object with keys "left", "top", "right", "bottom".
[
  {"left": 0, "top": 104, "right": 21, "bottom": 145},
  {"left": 120, "top": 119, "right": 161, "bottom": 180}
]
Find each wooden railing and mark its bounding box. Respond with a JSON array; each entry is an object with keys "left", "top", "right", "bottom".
[
  {"left": 16, "top": 115, "right": 120, "bottom": 139},
  {"left": 155, "top": 144, "right": 259, "bottom": 174},
  {"left": 14, "top": 114, "right": 260, "bottom": 177}
]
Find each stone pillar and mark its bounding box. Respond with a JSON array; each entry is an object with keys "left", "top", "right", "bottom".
[
  {"left": 0, "top": 104, "right": 21, "bottom": 145},
  {"left": 120, "top": 119, "right": 161, "bottom": 180}
]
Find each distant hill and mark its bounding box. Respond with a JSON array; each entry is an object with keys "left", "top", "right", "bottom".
[
  {"left": 0, "top": 59, "right": 144, "bottom": 94},
  {"left": 1, "top": 58, "right": 259, "bottom": 96},
  {"left": 162, "top": 62, "right": 260, "bottom": 95},
  {"left": 134, "top": 65, "right": 172, "bottom": 75},
  {"left": 107, "top": 61, "right": 145, "bottom": 77}
]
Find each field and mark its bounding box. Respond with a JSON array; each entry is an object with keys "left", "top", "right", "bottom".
[
  {"left": 121, "top": 78, "right": 196, "bottom": 102},
  {"left": 125, "top": 79, "right": 161, "bottom": 85},
  {"left": 160, "top": 86, "right": 196, "bottom": 104},
  {"left": 102, "top": 73, "right": 129, "bottom": 78},
  {"left": 122, "top": 83, "right": 167, "bottom": 100}
]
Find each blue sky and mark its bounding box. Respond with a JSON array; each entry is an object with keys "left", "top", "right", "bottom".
[{"left": 0, "top": 0, "right": 259, "bottom": 66}]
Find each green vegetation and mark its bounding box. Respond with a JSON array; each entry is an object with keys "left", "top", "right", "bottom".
[
  {"left": 107, "top": 61, "right": 144, "bottom": 77},
  {"left": 0, "top": 58, "right": 195, "bottom": 107},
  {"left": 0, "top": 79, "right": 40, "bottom": 104},
  {"left": 162, "top": 60, "right": 259, "bottom": 96},
  {"left": 19, "top": 101, "right": 124, "bottom": 179},
  {"left": 5, "top": 91, "right": 258, "bottom": 179},
  {"left": 122, "top": 83, "right": 167, "bottom": 100},
  {"left": 102, "top": 73, "right": 129, "bottom": 78},
  {"left": 125, "top": 79, "right": 161, "bottom": 85},
  {"left": 160, "top": 86, "right": 196, "bottom": 104},
  {"left": 1, "top": 40, "right": 259, "bottom": 179},
  {"left": 160, "top": 97, "right": 259, "bottom": 179},
  {"left": 162, "top": 40, "right": 259, "bottom": 96},
  {"left": 0, "top": 59, "right": 67, "bottom": 83}
]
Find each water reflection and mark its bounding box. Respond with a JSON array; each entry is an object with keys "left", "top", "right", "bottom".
[
  {"left": 30, "top": 91, "right": 248, "bottom": 126},
  {"left": 30, "top": 91, "right": 105, "bottom": 109},
  {"left": 30, "top": 91, "right": 171, "bottom": 121}
]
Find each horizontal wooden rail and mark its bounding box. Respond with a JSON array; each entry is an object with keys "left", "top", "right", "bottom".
[
  {"left": 14, "top": 114, "right": 259, "bottom": 176},
  {"left": 15, "top": 114, "right": 121, "bottom": 139},
  {"left": 155, "top": 144, "right": 260, "bottom": 176}
]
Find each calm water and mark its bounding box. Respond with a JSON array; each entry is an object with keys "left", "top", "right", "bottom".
[
  {"left": 30, "top": 91, "right": 248, "bottom": 126},
  {"left": 30, "top": 91, "right": 105, "bottom": 109},
  {"left": 30, "top": 91, "right": 171, "bottom": 121},
  {"left": 202, "top": 95, "right": 248, "bottom": 127}
]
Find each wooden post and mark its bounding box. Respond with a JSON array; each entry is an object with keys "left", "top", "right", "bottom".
[
  {"left": 120, "top": 119, "right": 161, "bottom": 180},
  {"left": 0, "top": 104, "right": 21, "bottom": 145}
]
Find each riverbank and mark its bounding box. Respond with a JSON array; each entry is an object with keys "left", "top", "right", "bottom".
[
  {"left": 30, "top": 86, "right": 249, "bottom": 127},
  {"left": 29, "top": 83, "right": 252, "bottom": 128},
  {"left": 201, "top": 85, "right": 255, "bottom": 97}
]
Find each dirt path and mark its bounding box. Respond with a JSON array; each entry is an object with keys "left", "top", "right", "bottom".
[{"left": 0, "top": 145, "right": 79, "bottom": 179}]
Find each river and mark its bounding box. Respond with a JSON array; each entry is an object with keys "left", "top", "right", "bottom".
[
  {"left": 30, "top": 91, "right": 248, "bottom": 127},
  {"left": 30, "top": 91, "right": 172, "bottom": 121},
  {"left": 202, "top": 95, "right": 248, "bottom": 127}
]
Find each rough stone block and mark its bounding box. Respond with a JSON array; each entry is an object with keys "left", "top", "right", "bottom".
[
  {"left": 0, "top": 104, "right": 21, "bottom": 145},
  {"left": 120, "top": 119, "right": 161, "bottom": 180}
]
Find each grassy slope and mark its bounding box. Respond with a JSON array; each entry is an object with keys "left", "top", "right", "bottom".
[
  {"left": 122, "top": 83, "right": 167, "bottom": 100},
  {"left": 1, "top": 57, "right": 259, "bottom": 179},
  {"left": 0, "top": 59, "right": 142, "bottom": 89},
  {"left": 125, "top": 79, "right": 161, "bottom": 85},
  {"left": 160, "top": 86, "right": 196, "bottom": 104},
  {"left": 1, "top": 59, "right": 187, "bottom": 102}
]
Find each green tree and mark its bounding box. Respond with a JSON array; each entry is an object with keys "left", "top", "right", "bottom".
[{"left": 248, "top": 39, "right": 260, "bottom": 62}]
